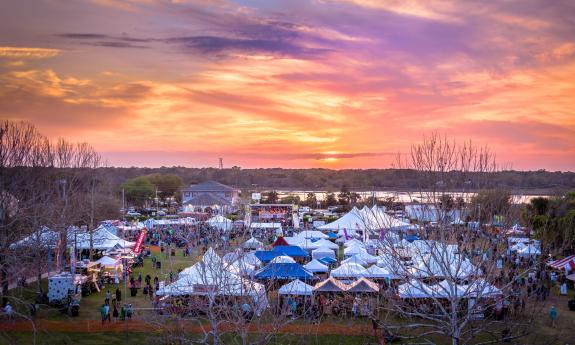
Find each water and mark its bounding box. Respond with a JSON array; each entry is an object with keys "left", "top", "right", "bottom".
[{"left": 273, "top": 190, "right": 548, "bottom": 204}]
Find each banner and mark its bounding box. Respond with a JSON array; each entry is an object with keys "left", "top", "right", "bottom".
[{"left": 134, "top": 228, "right": 148, "bottom": 255}]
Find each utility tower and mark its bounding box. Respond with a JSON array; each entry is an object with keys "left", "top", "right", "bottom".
[{"left": 219, "top": 157, "right": 223, "bottom": 169}]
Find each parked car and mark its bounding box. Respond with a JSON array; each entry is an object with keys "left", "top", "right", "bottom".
[{"left": 126, "top": 211, "right": 141, "bottom": 217}]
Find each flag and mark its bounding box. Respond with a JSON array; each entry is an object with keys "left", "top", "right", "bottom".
[{"left": 134, "top": 228, "right": 148, "bottom": 255}]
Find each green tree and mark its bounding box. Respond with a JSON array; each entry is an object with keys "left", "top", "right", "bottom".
[
  {"left": 324, "top": 192, "right": 337, "bottom": 207},
  {"left": 263, "top": 190, "right": 279, "bottom": 204},
  {"left": 470, "top": 189, "right": 512, "bottom": 224},
  {"left": 304, "top": 193, "right": 318, "bottom": 207},
  {"left": 120, "top": 176, "right": 155, "bottom": 206},
  {"left": 280, "top": 195, "right": 300, "bottom": 205},
  {"left": 146, "top": 173, "right": 184, "bottom": 200}
]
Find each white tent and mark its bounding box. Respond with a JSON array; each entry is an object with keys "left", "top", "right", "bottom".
[
  {"left": 363, "top": 265, "right": 399, "bottom": 279},
  {"left": 331, "top": 263, "right": 366, "bottom": 278},
  {"left": 311, "top": 247, "right": 336, "bottom": 260},
  {"left": 270, "top": 255, "right": 296, "bottom": 264},
  {"left": 11, "top": 227, "right": 60, "bottom": 249},
  {"left": 295, "top": 230, "right": 328, "bottom": 240},
  {"left": 342, "top": 255, "right": 368, "bottom": 267},
  {"left": 398, "top": 280, "right": 433, "bottom": 298},
  {"left": 304, "top": 259, "right": 329, "bottom": 273},
  {"left": 284, "top": 236, "right": 305, "bottom": 246},
  {"left": 95, "top": 255, "right": 120, "bottom": 268},
  {"left": 223, "top": 249, "right": 261, "bottom": 266},
  {"left": 517, "top": 244, "right": 541, "bottom": 257},
  {"left": 343, "top": 238, "right": 365, "bottom": 248},
  {"left": 278, "top": 279, "right": 314, "bottom": 296},
  {"left": 354, "top": 250, "right": 378, "bottom": 264},
  {"left": 165, "top": 247, "right": 269, "bottom": 313},
  {"left": 344, "top": 245, "right": 367, "bottom": 257},
  {"left": 510, "top": 242, "right": 526, "bottom": 252},
  {"left": 207, "top": 215, "right": 233, "bottom": 231},
  {"left": 430, "top": 280, "right": 468, "bottom": 298},
  {"left": 464, "top": 279, "right": 502, "bottom": 298},
  {"left": 312, "top": 239, "right": 339, "bottom": 250},
  {"left": 318, "top": 207, "right": 365, "bottom": 232},
  {"left": 243, "top": 237, "right": 263, "bottom": 250},
  {"left": 70, "top": 226, "right": 135, "bottom": 250},
  {"left": 411, "top": 254, "right": 480, "bottom": 279}
]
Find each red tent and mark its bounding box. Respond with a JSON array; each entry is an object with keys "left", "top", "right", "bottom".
[
  {"left": 548, "top": 255, "right": 575, "bottom": 271},
  {"left": 272, "top": 236, "right": 289, "bottom": 247}
]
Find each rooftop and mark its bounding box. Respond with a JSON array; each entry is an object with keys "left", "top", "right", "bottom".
[{"left": 182, "top": 180, "right": 237, "bottom": 193}]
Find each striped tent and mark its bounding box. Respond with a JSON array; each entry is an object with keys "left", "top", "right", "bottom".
[{"left": 548, "top": 255, "right": 575, "bottom": 271}]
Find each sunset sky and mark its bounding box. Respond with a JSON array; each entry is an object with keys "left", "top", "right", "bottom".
[{"left": 1, "top": 0, "right": 574, "bottom": 170}]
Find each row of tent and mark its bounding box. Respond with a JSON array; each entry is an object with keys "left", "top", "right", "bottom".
[
  {"left": 11, "top": 225, "right": 135, "bottom": 250},
  {"left": 398, "top": 279, "right": 502, "bottom": 299},
  {"left": 278, "top": 277, "right": 380, "bottom": 296}
]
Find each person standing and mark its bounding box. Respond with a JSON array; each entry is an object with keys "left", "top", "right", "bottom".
[
  {"left": 560, "top": 282, "right": 568, "bottom": 295},
  {"left": 105, "top": 290, "right": 110, "bottom": 305},
  {"left": 549, "top": 306, "right": 557, "bottom": 327},
  {"left": 100, "top": 304, "right": 108, "bottom": 325},
  {"left": 3, "top": 302, "right": 13, "bottom": 323}
]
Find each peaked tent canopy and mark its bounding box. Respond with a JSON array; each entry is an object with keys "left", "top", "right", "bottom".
[
  {"left": 243, "top": 237, "right": 263, "bottom": 250},
  {"left": 312, "top": 247, "right": 336, "bottom": 260},
  {"left": 272, "top": 236, "right": 289, "bottom": 247},
  {"left": 254, "top": 263, "right": 313, "bottom": 280},
  {"left": 313, "top": 277, "right": 349, "bottom": 292},
  {"left": 304, "top": 259, "right": 329, "bottom": 273},
  {"left": 278, "top": 279, "right": 314, "bottom": 296},
  {"left": 207, "top": 215, "right": 233, "bottom": 231},
  {"left": 398, "top": 280, "right": 433, "bottom": 298},
  {"left": 347, "top": 277, "right": 379, "bottom": 293},
  {"left": 270, "top": 255, "right": 296, "bottom": 264},
  {"left": 331, "top": 263, "right": 366, "bottom": 278}
]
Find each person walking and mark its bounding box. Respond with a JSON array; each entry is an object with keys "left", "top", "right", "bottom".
[
  {"left": 112, "top": 303, "right": 119, "bottom": 322},
  {"left": 100, "top": 304, "right": 108, "bottom": 325},
  {"left": 3, "top": 302, "right": 13, "bottom": 323},
  {"left": 549, "top": 306, "right": 557, "bottom": 328},
  {"left": 115, "top": 287, "right": 122, "bottom": 303}
]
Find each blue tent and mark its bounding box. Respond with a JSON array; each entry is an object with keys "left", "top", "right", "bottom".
[
  {"left": 318, "top": 256, "right": 337, "bottom": 265},
  {"left": 404, "top": 234, "right": 420, "bottom": 242},
  {"left": 255, "top": 263, "right": 313, "bottom": 280},
  {"left": 255, "top": 245, "right": 309, "bottom": 263},
  {"left": 326, "top": 232, "right": 338, "bottom": 239}
]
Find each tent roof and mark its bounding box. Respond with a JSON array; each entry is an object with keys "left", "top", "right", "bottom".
[
  {"left": 270, "top": 255, "right": 296, "bottom": 264},
  {"left": 255, "top": 246, "right": 309, "bottom": 263},
  {"left": 318, "top": 256, "right": 337, "bottom": 264},
  {"left": 295, "top": 230, "right": 328, "bottom": 239},
  {"left": 254, "top": 263, "right": 313, "bottom": 280},
  {"left": 183, "top": 180, "right": 236, "bottom": 192},
  {"left": 331, "top": 263, "right": 366, "bottom": 278},
  {"left": 398, "top": 279, "right": 433, "bottom": 298},
  {"left": 313, "top": 277, "right": 349, "bottom": 292},
  {"left": 95, "top": 255, "right": 119, "bottom": 267},
  {"left": 304, "top": 259, "right": 329, "bottom": 273},
  {"left": 342, "top": 255, "right": 368, "bottom": 267},
  {"left": 278, "top": 279, "right": 314, "bottom": 296},
  {"left": 271, "top": 236, "right": 289, "bottom": 247},
  {"left": 347, "top": 277, "right": 379, "bottom": 293},
  {"left": 548, "top": 255, "right": 575, "bottom": 271},
  {"left": 243, "top": 237, "right": 263, "bottom": 249}
]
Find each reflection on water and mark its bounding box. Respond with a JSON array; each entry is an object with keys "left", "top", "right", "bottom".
[{"left": 272, "top": 190, "right": 547, "bottom": 204}]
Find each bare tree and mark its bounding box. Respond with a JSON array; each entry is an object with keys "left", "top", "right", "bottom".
[{"left": 351, "top": 133, "right": 542, "bottom": 344}]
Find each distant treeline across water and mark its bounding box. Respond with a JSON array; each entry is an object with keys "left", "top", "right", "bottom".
[{"left": 98, "top": 167, "right": 575, "bottom": 193}]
